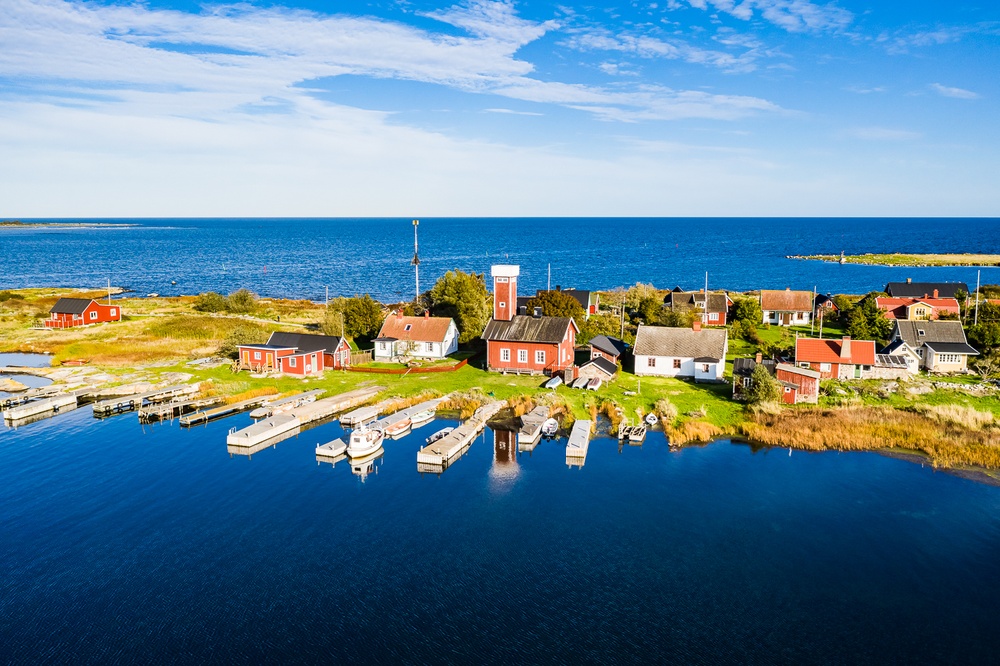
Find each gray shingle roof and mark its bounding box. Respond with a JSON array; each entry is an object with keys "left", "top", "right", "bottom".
[
  {"left": 482, "top": 315, "right": 576, "bottom": 344},
  {"left": 632, "top": 325, "right": 727, "bottom": 361},
  {"left": 892, "top": 320, "right": 970, "bottom": 347},
  {"left": 589, "top": 335, "right": 628, "bottom": 357},
  {"left": 885, "top": 282, "right": 968, "bottom": 298},
  {"left": 50, "top": 297, "right": 95, "bottom": 314},
  {"left": 666, "top": 291, "right": 728, "bottom": 314},
  {"left": 580, "top": 356, "right": 618, "bottom": 376},
  {"left": 267, "top": 332, "right": 345, "bottom": 354}
]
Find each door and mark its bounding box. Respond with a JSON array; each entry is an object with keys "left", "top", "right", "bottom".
[{"left": 854, "top": 365, "right": 861, "bottom": 379}]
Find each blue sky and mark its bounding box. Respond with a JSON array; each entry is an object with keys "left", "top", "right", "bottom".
[{"left": 1, "top": 0, "right": 998, "bottom": 216}]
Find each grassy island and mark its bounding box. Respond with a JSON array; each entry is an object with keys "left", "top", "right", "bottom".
[
  {"left": 789, "top": 252, "right": 1000, "bottom": 267},
  {"left": 1, "top": 287, "right": 998, "bottom": 475}
]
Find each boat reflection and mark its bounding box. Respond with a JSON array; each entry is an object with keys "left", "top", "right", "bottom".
[{"left": 350, "top": 446, "right": 384, "bottom": 483}]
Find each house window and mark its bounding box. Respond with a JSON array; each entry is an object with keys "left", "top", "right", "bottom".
[
  {"left": 939, "top": 353, "right": 960, "bottom": 364},
  {"left": 496, "top": 277, "right": 508, "bottom": 283},
  {"left": 89, "top": 311, "right": 97, "bottom": 320},
  {"left": 798, "top": 362, "right": 809, "bottom": 369},
  {"left": 702, "top": 364, "right": 710, "bottom": 373},
  {"left": 518, "top": 349, "right": 528, "bottom": 364},
  {"left": 535, "top": 350, "right": 545, "bottom": 365},
  {"left": 820, "top": 363, "right": 831, "bottom": 372},
  {"left": 110, "top": 309, "right": 117, "bottom": 316},
  {"left": 289, "top": 357, "right": 297, "bottom": 367},
  {"left": 500, "top": 348, "right": 510, "bottom": 363},
  {"left": 647, "top": 357, "right": 656, "bottom": 367},
  {"left": 426, "top": 342, "right": 434, "bottom": 352},
  {"left": 916, "top": 348, "right": 924, "bottom": 358},
  {"left": 673, "top": 359, "right": 682, "bottom": 369},
  {"left": 404, "top": 324, "right": 412, "bottom": 332},
  {"left": 379, "top": 342, "right": 387, "bottom": 351},
  {"left": 254, "top": 351, "right": 261, "bottom": 360},
  {"left": 917, "top": 329, "right": 925, "bottom": 336},
  {"left": 499, "top": 302, "right": 506, "bottom": 309},
  {"left": 708, "top": 312, "right": 718, "bottom": 322}
]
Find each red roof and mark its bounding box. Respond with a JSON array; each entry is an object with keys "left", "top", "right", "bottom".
[
  {"left": 795, "top": 337, "right": 876, "bottom": 365},
  {"left": 377, "top": 313, "right": 454, "bottom": 343},
  {"left": 874, "top": 297, "right": 960, "bottom": 319}
]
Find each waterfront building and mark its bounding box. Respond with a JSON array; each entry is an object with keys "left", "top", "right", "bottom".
[
  {"left": 44, "top": 298, "right": 121, "bottom": 329},
  {"left": 373, "top": 312, "right": 459, "bottom": 360},
  {"left": 795, "top": 336, "right": 877, "bottom": 380}
]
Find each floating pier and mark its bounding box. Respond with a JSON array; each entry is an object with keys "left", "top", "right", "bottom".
[
  {"left": 179, "top": 395, "right": 271, "bottom": 426},
  {"left": 371, "top": 396, "right": 446, "bottom": 432},
  {"left": 416, "top": 401, "right": 503, "bottom": 471},
  {"left": 619, "top": 422, "right": 646, "bottom": 443},
  {"left": 92, "top": 384, "right": 198, "bottom": 417},
  {"left": 565, "top": 420, "right": 592, "bottom": 467},
  {"left": 517, "top": 405, "right": 549, "bottom": 447},
  {"left": 316, "top": 438, "right": 347, "bottom": 459},
  {"left": 223, "top": 386, "right": 385, "bottom": 450},
  {"left": 227, "top": 425, "right": 302, "bottom": 458},
  {"left": 138, "top": 396, "right": 224, "bottom": 423},
  {"left": 250, "top": 389, "right": 324, "bottom": 419},
  {"left": 3, "top": 394, "right": 78, "bottom": 421}
]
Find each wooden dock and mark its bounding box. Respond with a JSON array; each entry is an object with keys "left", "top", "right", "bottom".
[
  {"left": 92, "top": 384, "right": 198, "bottom": 416},
  {"left": 517, "top": 405, "right": 549, "bottom": 447},
  {"left": 619, "top": 422, "right": 646, "bottom": 443},
  {"left": 179, "top": 395, "right": 269, "bottom": 426},
  {"left": 565, "top": 419, "right": 592, "bottom": 467},
  {"left": 3, "top": 394, "right": 78, "bottom": 421},
  {"left": 251, "top": 389, "right": 324, "bottom": 418},
  {"left": 371, "top": 396, "right": 446, "bottom": 431},
  {"left": 138, "top": 396, "right": 224, "bottom": 422},
  {"left": 316, "top": 438, "right": 347, "bottom": 458},
  {"left": 227, "top": 425, "right": 302, "bottom": 458},
  {"left": 416, "top": 401, "right": 503, "bottom": 471},
  {"left": 223, "top": 386, "right": 385, "bottom": 449}
]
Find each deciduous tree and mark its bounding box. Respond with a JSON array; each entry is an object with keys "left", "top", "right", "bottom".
[{"left": 429, "top": 270, "right": 492, "bottom": 343}]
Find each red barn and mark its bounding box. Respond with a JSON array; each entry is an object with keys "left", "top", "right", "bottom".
[
  {"left": 482, "top": 265, "right": 578, "bottom": 375},
  {"left": 775, "top": 363, "right": 820, "bottom": 404},
  {"left": 45, "top": 298, "right": 122, "bottom": 328}
]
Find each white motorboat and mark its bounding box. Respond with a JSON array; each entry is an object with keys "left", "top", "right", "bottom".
[
  {"left": 347, "top": 421, "right": 384, "bottom": 457},
  {"left": 425, "top": 427, "right": 454, "bottom": 445},
  {"left": 410, "top": 409, "right": 435, "bottom": 426},
  {"left": 541, "top": 418, "right": 559, "bottom": 438},
  {"left": 350, "top": 447, "right": 384, "bottom": 482},
  {"left": 645, "top": 413, "right": 658, "bottom": 426}
]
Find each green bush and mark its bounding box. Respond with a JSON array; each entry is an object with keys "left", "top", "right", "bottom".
[
  {"left": 218, "top": 323, "right": 269, "bottom": 358},
  {"left": 226, "top": 289, "right": 258, "bottom": 314},
  {"left": 193, "top": 291, "right": 228, "bottom": 312}
]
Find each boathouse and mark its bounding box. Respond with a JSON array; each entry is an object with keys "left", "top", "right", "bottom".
[
  {"left": 45, "top": 298, "right": 122, "bottom": 328},
  {"left": 482, "top": 265, "right": 578, "bottom": 375}
]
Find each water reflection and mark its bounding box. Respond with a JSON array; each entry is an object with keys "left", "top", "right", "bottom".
[
  {"left": 350, "top": 447, "right": 383, "bottom": 483},
  {"left": 489, "top": 427, "right": 520, "bottom": 492}
]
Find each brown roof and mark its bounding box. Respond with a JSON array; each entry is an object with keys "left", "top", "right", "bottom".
[
  {"left": 482, "top": 315, "right": 577, "bottom": 344},
  {"left": 377, "top": 314, "right": 454, "bottom": 343},
  {"left": 760, "top": 289, "right": 813, "bottom": 312}
]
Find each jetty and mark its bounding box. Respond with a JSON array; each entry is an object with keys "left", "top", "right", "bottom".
[
  {"left": 619, "top": 421, "right": 646, "bottom": 443},
  {"left": 224, "top": 386, "right": 384, "bottom": 450},
  {"left": 179, "top": 395, "right": 270, "bottom": 426},
  {"left": 316, "top": 438, "right": 347, "bottom": 459},
  {"left": 417, "top": 400, "right": 503, "bottom": 472},
  {"left": 227, "top": 425, "right": 302, "bottom": 458},
  {"left": 565, "top": 420, "right": 592, "bottom": 467},
  {"left": 517, "top": 405, "right": 549, "bottom": 447},
  {"left": 92, "top": 384, "right": 198, "bottom": 417},
  {"left": 250, "top": 390, "right": 324, "bottom": 419},
  {"left": 3, "top": 393, "right": 78, "bottom": 422},
  {"left": 371, "top": 396, "right": 446, "bottom": 431},
  {"left": 138, "top": 396, "right": 224, "bottom": 423}
]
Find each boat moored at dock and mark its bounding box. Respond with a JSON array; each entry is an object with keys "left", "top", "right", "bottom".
[{"left": 347, "top": 421, "right": 384, "bottom": 458}]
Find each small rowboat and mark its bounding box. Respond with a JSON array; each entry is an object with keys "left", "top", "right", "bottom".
[
  {"left": 544, "top": 375, "right": 563, "bottom": 389},
  {"left": 572, "top": 376, "right": 589, "bottom": 389},
  {"left": 541, "top": 418, "right": 559, "bottom": 438},
  {"left": 586, "top": 377, "right": 602, "bottom": 391},
  {"left": 425, "top": 427, "right": 454, "bottom": 445},
  {"left": 645, "top": 413, "right": 658, "bottom": 426},
  {"left": 410, "top": 409, "right": 435, "bottom": 426},
  {"left": 384, "top": 418, "right": 411, "bottom": 438}
]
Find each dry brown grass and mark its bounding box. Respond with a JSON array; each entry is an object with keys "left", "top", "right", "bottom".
[
  {"left": 440, "top": 392, "right": 483, "bottom": 419},
  {"left": 916, "top": 404, "right": 995, "bottom": 430},
  {"left": 666, "top": 421, "right": 729, "bottom": 445},
  {"left": 224, "top": 386, "right": 279, "bottom": 405},
  {"left": 655, "top": 398, "right": 678, "bottom": 424},
  {"left": 507, "top": 394, "right": 535, "bottom": 417},
  {"left": 380, "top": 391, "right": 443, "bottom": 415},
  {"left": 741, "top": 407, "right": 1000, "bottom": 468},
  {"left": 600, "top": 399, "right": 624, "bottom": 432}
]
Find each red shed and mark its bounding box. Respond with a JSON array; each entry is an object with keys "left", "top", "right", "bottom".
[{"left": 45, "top": 298, "right": 122, "bottom": 328}]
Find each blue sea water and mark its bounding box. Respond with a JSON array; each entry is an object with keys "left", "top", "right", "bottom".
[
  {"left": 3, "top": 217, "right": 999, "bottom": 300},
  {"left": 2, "top": 404, "right": 1000, "bottom": 664}
]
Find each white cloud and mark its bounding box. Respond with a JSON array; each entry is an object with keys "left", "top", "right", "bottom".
[
  {"left": 684, "top": 0, "right": 852, "bottom": 32},
  {"left": 483, "top": 107, "right": 543, "bottom": 115},
  {"left": 930, "top": 83, "right": 979, "bottom": 100},
  {"left": 845, "top": 85, "right": 885, "bottom": 94},
  {"left": 562, "top": 29, "right": 764, "bottom": 73}
]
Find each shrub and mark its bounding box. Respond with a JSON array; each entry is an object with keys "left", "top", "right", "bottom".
[
  {"left": 0, "top": 290, "right": 23, "bottom": 302},
  {"left": 218, "top": 323, "right": 269, "bottom": 358},
  {"left": 193, "top": 291, "right": 228, "bottom": 312},
  {"left": 655, "top": 398, "right": 678, "bottom": 423},
  {"left": 226, "top": 289, "right": 259, "bottom": 314}
]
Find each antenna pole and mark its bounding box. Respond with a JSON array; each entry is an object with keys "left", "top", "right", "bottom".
[
  {"left": 975, "top": 269, "right": 981, "bottom": 326},
  {"left": 411, "top": 220, "right": 420, "bottom": 304}
]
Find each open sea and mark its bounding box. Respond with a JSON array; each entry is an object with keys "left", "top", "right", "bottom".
[
  {"left": 3, "top": 217, "right": 1000, "bottom": 299},
  {"left": 3, "top": 219, "right": 1000, "bottom": 663}
]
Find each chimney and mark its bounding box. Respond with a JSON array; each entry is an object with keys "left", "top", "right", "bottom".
[
  {"left": 533, "top": 307, "right": 542, "bottom": 318},
  {"left": 840, "top": 336, "right": 851, "bottom": 359},
  {"left": 755, "top": 352, "right": 763, "bottom": 364},
  {"left": 424, "top": 311, "right": 429, "bottom": 319},
  {"left": 923, "top": 293, "right": 929, "bottom": 299},
  {"left": 396, "top": 310, "right": 403, "bottom": 320},
  {"left": 933, "top": 289, "right": 939, "bottom": 299},
  {"left": 692, "top": 321, "right": 702, "bottom": 332},
  {"left": 906, "top": 277, "right": 912, "bottom": 284},
  {"left": 519, "top": 305, "right": 527, "bottom": 316},
  {"left": 490, "top": 265, "right": 519, "bottom": 322}
]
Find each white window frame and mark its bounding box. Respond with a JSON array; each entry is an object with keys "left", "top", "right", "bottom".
[
  {"left": 708, "top": 312, "right": 718, "bottom": 322},
  {"left": 289, "top": 357, "right": 297, "bottom": 368},
  {"left": 110, "top": 308, "right": 117, "bottom": 316},
  {"left": 535, "top": 350, "right": 545, "bottom": 365},
  {"left": 496, "top": 277, "right": 508, "bottom": 283},
  {"left": 89, "top": 311, "right": 98, "bottom": 320},
  {"left": 426, "top": 342, "right": 434, "bottom": 352},
  {"left": 254, "top": 351, "right": 261, "bottom": 360},
  {"left": 820, "top": 363, "right": 832, "bottom": 372},
  {"left": 518, "top": 349, "right": 528, "bottom": 364},
  {"left": 672, "top": 359, "right": 682, "bottom": 369},
  {"left": 500, "top": 348, "right": 510, "bottom": 363},
  {"left": 498, "top": 301, "right": 506, "bottom": 310}
]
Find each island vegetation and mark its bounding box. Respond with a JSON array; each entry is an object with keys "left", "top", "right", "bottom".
[
  {"left": 789, "top": 252, "right": 1000, "bottom": 267},
  {"left": 1, "top": 277, "right": 998, "bottom": 475}
]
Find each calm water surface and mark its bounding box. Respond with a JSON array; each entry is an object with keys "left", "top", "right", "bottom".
[
  {"left": 2, "top": 406, "right": 1000, "bottom": 664},
  {"left": 3, "top": 218, "right": 999, "bottom": 300}
]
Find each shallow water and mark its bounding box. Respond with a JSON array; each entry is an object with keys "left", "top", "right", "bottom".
[{"left": 2, "top": 408, "right": 999, "bottom": 664}]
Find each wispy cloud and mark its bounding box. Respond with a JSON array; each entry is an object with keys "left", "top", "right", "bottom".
[
  {"left": 684, "top": 0, "right": 853, "bottom": 33},
  {"left": 930, "top": 83, "right": 979, "bottom": 100},
  {"left": 844, "top": 127, "right": 922, "bottom": 141},
  {"left": 483, "top": 107, "right": 543, "bottom": 115},
  {"left": 878, "top": 22, "right": 1000, "bottom": 55},
  {"left": 845, "top": 85, "right": 885, "bottom": 94},
  {"left": 561, "top": 29, "right": 765, "bottom": 73}
]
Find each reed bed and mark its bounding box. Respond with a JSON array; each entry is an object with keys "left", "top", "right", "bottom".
[
  {"left": 916, "top": 403, "right": 995, "bottom": 430},
  {"left": 440, "top": 392, "right": 483, "bottom": 419},
  {"left": 224, "top": 386, "right": 279, "bottom": 405},
  {"left": 599, "top": 400, "right": 624, "bottom": 432},
  {"left": 506, "top": 394, "right": 535, "bottom": 417},
  {"left": 654, "top": 398, "right": 678, "bottom": 424},
  {"left": 741, "top": 406, "right": 1000, "bottom": 469},
  {"left": 380, "top": 390, "right": 442, "bottom": 415},
  {"left": 665, "top": 421, "right": 729, "bottom": 445}
]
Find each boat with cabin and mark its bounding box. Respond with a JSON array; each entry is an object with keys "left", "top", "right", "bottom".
[
  {"left": 541, "top": 418, "right": 559, "bottom": 438},
  {"left": 346, "top": 421, "right": 384, "bottom": 458}
]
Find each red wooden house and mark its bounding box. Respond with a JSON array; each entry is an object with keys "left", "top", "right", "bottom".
[
  {"left": 482, "top": 265, "right": 578, "bottom": 375},
  {"left": 775, "top": 363, "right": 820, "bottom": 404},
  {"left": 237, "top": 332, "right": 351, "bottom": 376},
  {"left": 795, "top": 336, "right": 876, "bottom": 380},
  {"left": 45, "top": 298, "right": 122, "bottom": 328}
]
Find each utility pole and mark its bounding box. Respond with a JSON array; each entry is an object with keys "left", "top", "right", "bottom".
[
  {"left": 703, "top": 271, "right": 709, "bottom": 325},
  {"left": 411, "top": 220, "right": 420, "bottom": 306},
  {"left": 811, "top": 285, "right": 817, "bottom": 336},
  {"left": 975, "top": 269, "right": 981, "bottom": 325},
  {"left": 547, "top": 264, "right": 551, "bottom": 292},
  {"left": 107, "top": 278, "right": 112, "bottom": 305}
]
